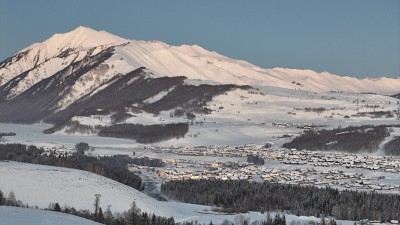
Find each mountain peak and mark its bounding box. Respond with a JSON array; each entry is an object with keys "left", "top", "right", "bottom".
[
  {"left": 16, "top": 26, "right": 127, "bottom": 58},
  {"left": 72, "top": 25, "right": 95, "bottom": 32},
  {"left": 48, "top": 26, "right": 126, "bottom": 49}
]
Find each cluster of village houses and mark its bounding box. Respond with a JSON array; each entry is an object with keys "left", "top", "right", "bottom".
[
  {"left": 144, "top": 145, "right": 400, "bottom": 193},
  {"left": 40, "top": 143, "right": 400, "bottom": 223},
  {"left": 42, "top": 147, "right": 75, "bottom": 157},
  {"left": 41, "top": 144, "right": 400, "bottom": 193}
]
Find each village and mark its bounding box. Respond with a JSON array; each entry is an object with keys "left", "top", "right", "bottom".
[
  {"left": 39, "top": 143, "right": 400, "bottom": 194},
  {"left": 139, "top": 144, "right": 400, "bottom": 193}
]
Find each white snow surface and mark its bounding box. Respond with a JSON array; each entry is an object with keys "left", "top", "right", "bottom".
[
  {"left": 0, "top": 26, "right": 124, "bottom": 86},
  {"left": 1, "top": 84, "right": 399, "bottom": 149},
  {"left": 0, "top": 162, "right": 355, "bottom": 225},
  {"left": 1, "top": 26, "right": 399, "bottom": 95},
  {"left": 0, "top": 161, "right": 205, "bottom": 219},
  {"left": 106, "top": 39, "right": 400, "bottom": 93},
  {"left": 0, "top": 206, "right": 102, "bottom": 225}
]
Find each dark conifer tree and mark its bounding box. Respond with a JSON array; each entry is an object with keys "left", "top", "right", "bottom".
[{"left": 54, "top": 203, "right": 61, "bottom": 212}]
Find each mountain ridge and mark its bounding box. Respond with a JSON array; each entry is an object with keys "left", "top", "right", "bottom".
[
  {"left": 1, "top": 26, "right": 399, "bottom": 95},
  {"left": 0, "top": 26, "right": 399, "bottom": 135}
]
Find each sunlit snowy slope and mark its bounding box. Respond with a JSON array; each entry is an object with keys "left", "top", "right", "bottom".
[
  {"left": 1, "top": 26, "right": 399, "bottom": 96},
  {"left": 0, "top": 161, "right": 355, "bottom": 225},
  {"left": 0, "top": 206, "right": 102, "bottom": 225}
]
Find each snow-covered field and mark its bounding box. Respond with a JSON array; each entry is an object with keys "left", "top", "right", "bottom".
[
  {"left": 0, "top": 123, "right": 136, "bottom": 149},
  {"left": 141, "top": 87, "right": 400, "bottom": 147},
  {"left": 2, "top": 82, "right": 398, "bottom": 149},
  {"left": 0, "top": 206, "right": 102, "bottom": 225},
  {"left": 0, "top": 161, "right": 185, "bottom": 217},
  {"left": 0, "top": 161, "right": 355, "bottom": 224},
  {"left": 0, "top": 88, "right": 399, "bottom": 156}
]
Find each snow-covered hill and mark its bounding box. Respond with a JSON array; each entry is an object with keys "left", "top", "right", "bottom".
[
  {"left": 0, "top": 161, "right": 355, "bottom": 225},
  {"left": 0, "top": 206, "right": 102, "bottom": 225},
  {"left": 0, "top": 161, "right": 184, "bottom": 216}
]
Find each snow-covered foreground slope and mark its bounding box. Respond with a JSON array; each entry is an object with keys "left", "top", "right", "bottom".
[
  {"left": 0, "top": 206, "right": 102, "bottom": 225},
  {"left": 0, "top": 161, "right": 355, "bottom": 224},
  {"left": 0, "top": 161, "right": 186, "bottom": 217}
]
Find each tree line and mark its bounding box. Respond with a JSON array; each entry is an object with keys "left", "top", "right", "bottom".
[
  {"left": 0, "top": 143, "right": 143, "bottom": 190},
  {"left": 0, "top": 132, "right": 16, "bottom": 137},
  {"left": 283, "top": 125, "right": 398, "bottom": 153},
  {"left": 0, "top": 188, "right": 174, "bottom": 225},
  {"left": 247, "top": 155, "right": 265, "bottom": 165},
  {"left": 52, "top": 198, "right": 175, "bottom": 225},
  {"left": 0, "top": 185, "right": 340, "bottom": 225},
  {"left": 384, "top": 136, "right": 400, "bottom": 155},
  {"left": 131, "top": 157, "right": 165, "bottom": 167},
  {"left": 0, "top": 188, "right": 289, "bottom": 225},
  {"left": 98, "top": 123, "right": 189, "bottom": 143},
  {"left": 161, "top": 179, "right": 400, "bottom": 222}
]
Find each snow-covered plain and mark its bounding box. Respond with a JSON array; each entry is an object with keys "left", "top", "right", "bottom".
[
  {"left": 0, "top": 84, "right": 399, "bottom": 150},
  {"left": 0, "top": 206, "right": 102, "bottom": 225},
  {"left": 0, "top": 161, "right": 354, "bottom": 225},
  {"left": 33, "top": 83, "right": 399, "bottom": 148},
  {"left": 0, "top": 123, "right": 136, "bottom": 149}
]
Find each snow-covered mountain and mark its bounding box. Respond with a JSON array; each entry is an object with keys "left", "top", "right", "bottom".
[
  {"left": 1, "top": 26, "right": 399, "bottom": 95},
  {"left": 0, "top": 26, "right": 399, "bottom": 128},
  {"left": 0, "top": 27, "right": 127, "bottom": 100}
]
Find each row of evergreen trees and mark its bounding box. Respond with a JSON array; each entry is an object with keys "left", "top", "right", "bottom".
[
  {"left": 283, "top": 125, "right": 397, "bottom": 153},
  {"left": 0, "top": 143, "right": 143, "bottom": 190},
  {"left": 98, "top": 123, "right": 189, "bottom": 143},
  {"left": 0, "top": 189, "right": 174, "bottom": 225},
  {"left": 180, "top": 213, "right": 337, "bottom": 225},
  {"left": 384, "top": 136, "right": 400, "bottom": 155},
  {"left": 131, "top": 157, "right": 165, "bottom": 167},
  {"left": 0, "top": 190, "right": 21, "bottom": 207},
  {"left": 247, "top": 155, "right": 265, "bottom": 165},
  {"left": 0, "top": 132, "right": 16, "bottom": 137},
  {"left": 0, "top": 189, "right": 295, "bottom": 225},
  {"left": 50, "top": 199, "right": 175, "bottom": 225},
  {"left": 161, "top": 179, "right": 400, "bottom": 222},
  {"left": 0, "top": 186, "right": 339, "bottom": 225}
]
